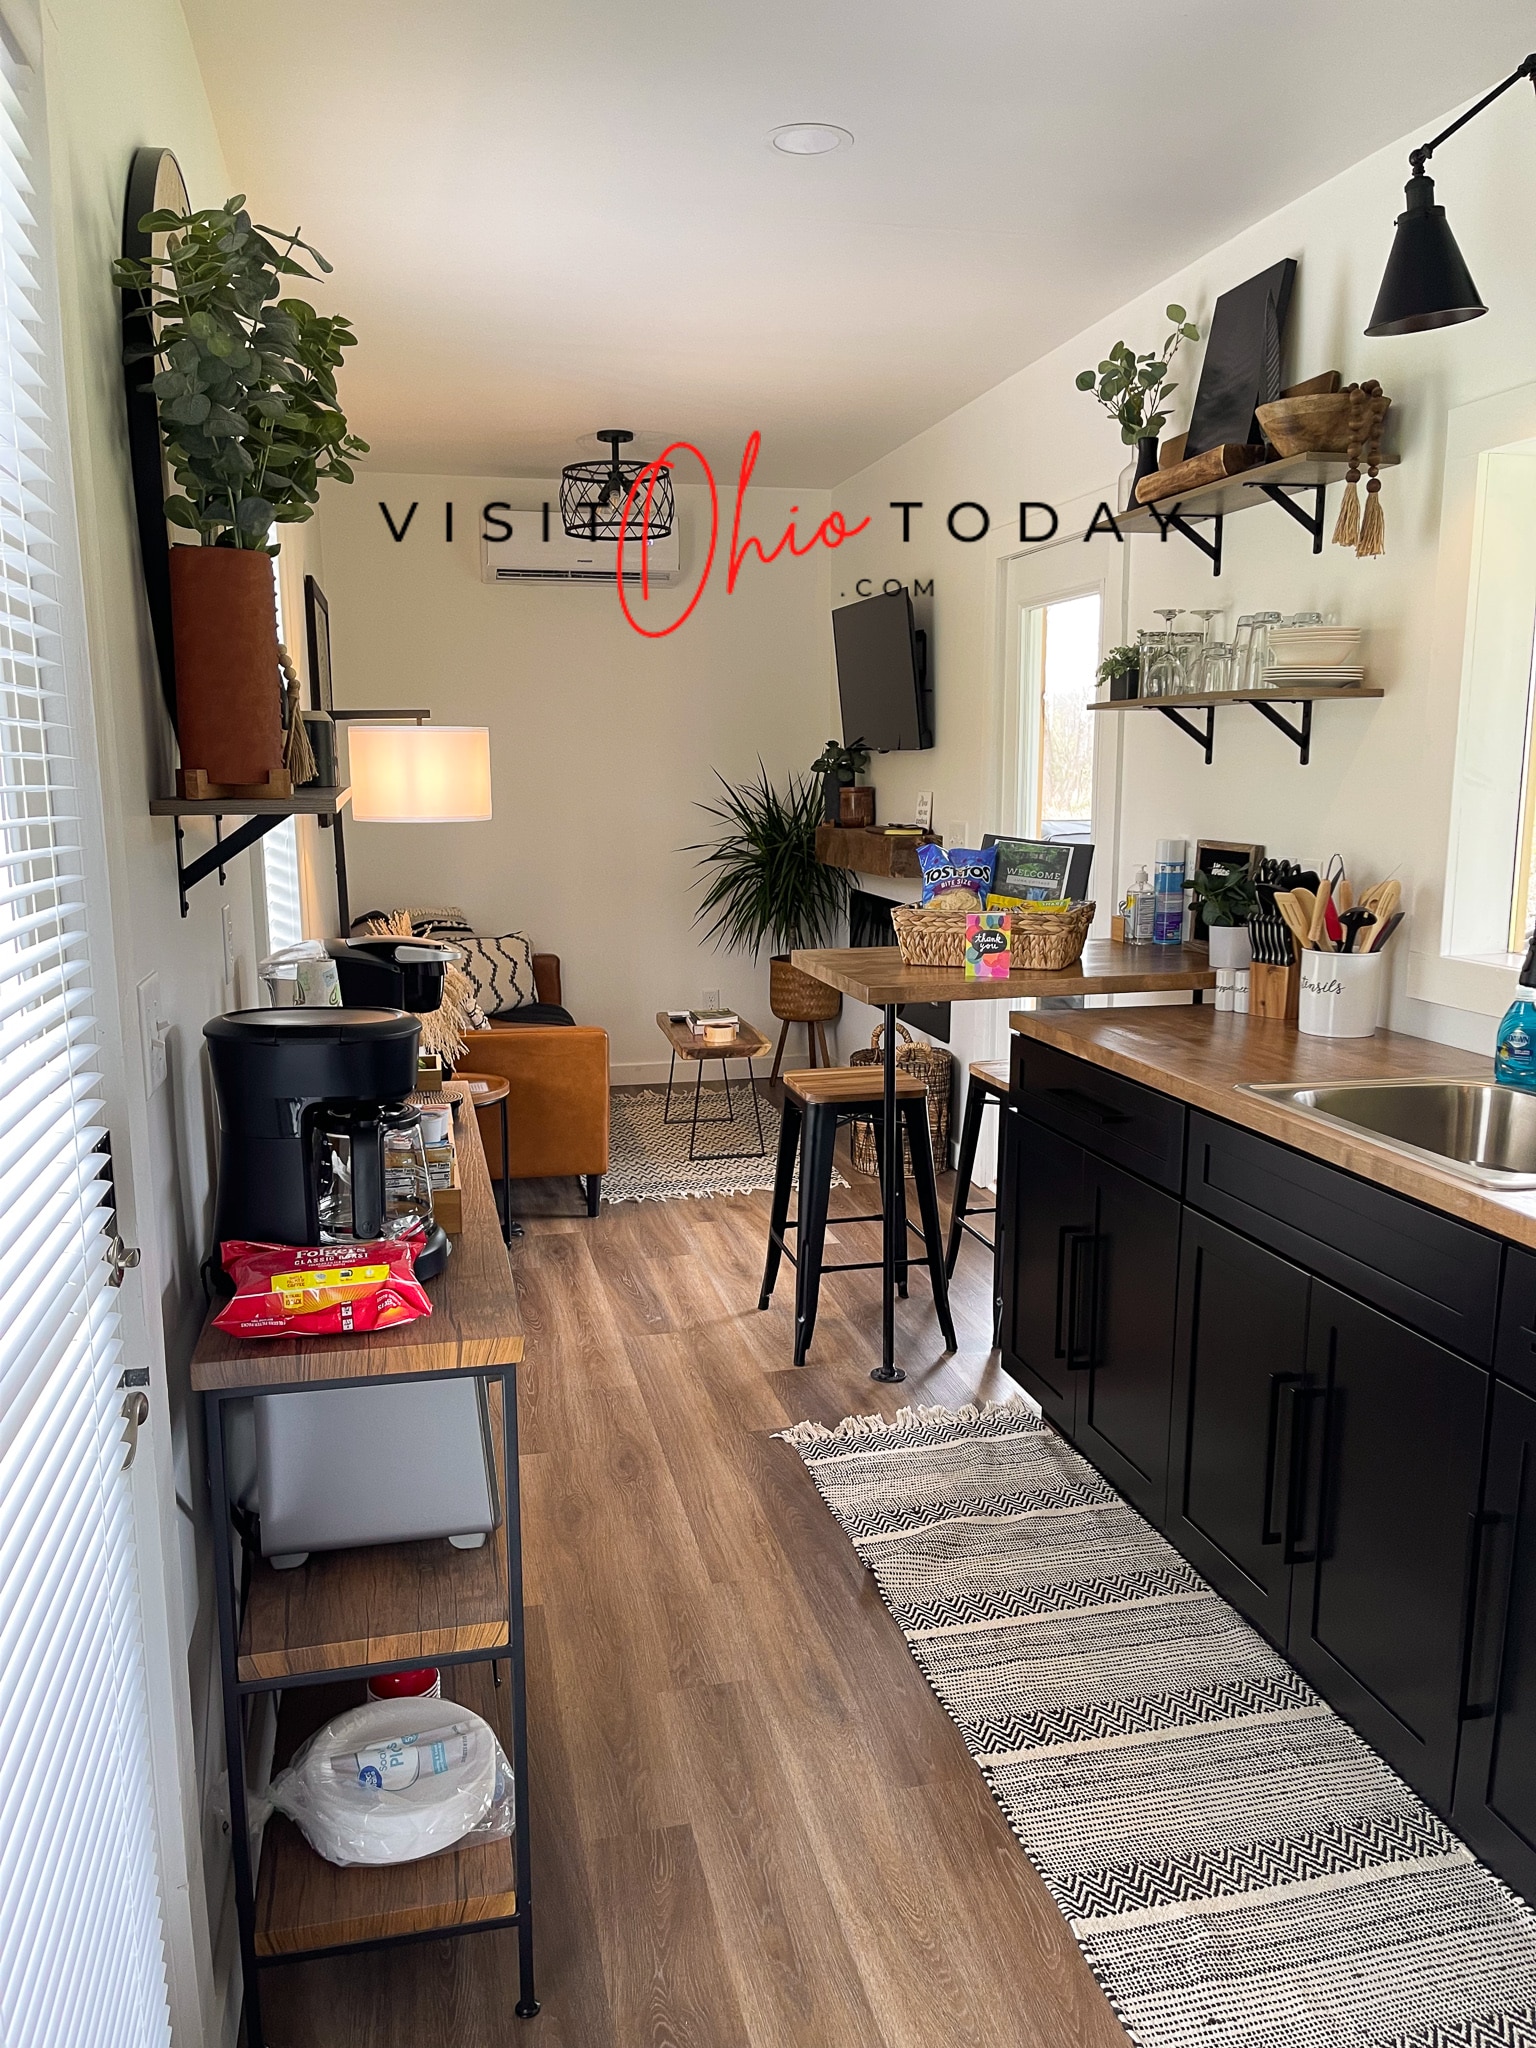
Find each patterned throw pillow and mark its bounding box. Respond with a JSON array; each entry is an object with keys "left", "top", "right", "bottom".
[{"left": 455, "top": 934, "right": 536, "bottom": 1015}]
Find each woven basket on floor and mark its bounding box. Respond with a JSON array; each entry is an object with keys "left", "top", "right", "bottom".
[
  {"left": 890, "top": 899, "right": 1096, "bottom": 972},
  {"left": 848, "top": 1021, "right": 952, "bottom": 1178}
]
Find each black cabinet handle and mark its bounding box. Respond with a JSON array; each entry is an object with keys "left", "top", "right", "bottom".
[
  {"left": 1261, "top": 1372, "right": 1302, "bottom": 1545},
  {"left": 1461, "top": 1509, "right": 1508, "bottom": 1721},
  {"left": 1065, "top": 1229, "right": 1099, "bottom": 1370},
  {"left": 1282, "top": 1383, "right": 1329, "bottom": 1564},
  {"left": 1046, "top": 1086, "right": 1129, "bottom": 1127}
]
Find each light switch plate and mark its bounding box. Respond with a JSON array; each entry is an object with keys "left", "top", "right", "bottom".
[{"left": 136, "top": 973, "right": 168, "bottom": 1096}]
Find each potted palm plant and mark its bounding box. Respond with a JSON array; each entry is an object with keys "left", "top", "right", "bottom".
[
  {"left": 113, "top": 197, "right": 368, "bottom": 792},
  {"left": 690, "top": 766, "right": 850, "bottom": 1035}
]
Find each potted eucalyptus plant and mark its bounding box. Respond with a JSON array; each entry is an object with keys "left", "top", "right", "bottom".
[
  {"left": 1076, "top": 304, "right": 1200, "bottom": 507},
  {"left": 810, "top": 737, "right": 870, "bottom": 824},
  {"left": 690, "top": 766, "right": 850, "bottom": 1034},
  {"left": 113, "top": 197, "right": 368, "bottom": 791},
  {"left": 1187, "top": 865, "right": 1257, "bottom": 970}
]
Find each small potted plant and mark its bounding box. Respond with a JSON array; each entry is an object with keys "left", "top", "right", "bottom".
[
  {"left": 1096, "top": 645, "right": 1140, "bottom": 701},
  {"left": 113, "top": 197, "right": 368, "bottom": 792},
  {"left": 1076, "top": 304, "right": 1201, "bottom": 506},
  {"left": 690, "top": 766, "right": 850, "bottom": 1035},
  {"left": 811, "top": 737, "right": 870, "bottom": 825},
  {"left": 1187, "top": 865, "right": 1258, "bottom": 969}
]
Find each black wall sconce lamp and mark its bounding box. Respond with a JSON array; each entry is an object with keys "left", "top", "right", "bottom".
[{"left": 1367, "top": 53, "right": 1536, "bottom": 336}]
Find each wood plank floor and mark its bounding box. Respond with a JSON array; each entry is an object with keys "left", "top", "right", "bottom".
[{"left": 263, "top": 1115, "right": 1128, "bottom": 2048}]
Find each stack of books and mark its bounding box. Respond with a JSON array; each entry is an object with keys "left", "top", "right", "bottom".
[{"left": 689, "top": 1008, "right": 738, "bottom": 1045}]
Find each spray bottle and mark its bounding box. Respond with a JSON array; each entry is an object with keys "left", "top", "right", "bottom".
[{"left": 1496, "top": 930, "right": 1536, "bottom": 1090}]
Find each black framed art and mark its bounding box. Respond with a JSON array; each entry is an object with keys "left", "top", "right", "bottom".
[{"left": 1183, "top": 259, "right": 1297, "bottom": 458}]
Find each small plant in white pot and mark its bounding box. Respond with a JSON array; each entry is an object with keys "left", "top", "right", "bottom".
[{"left": 1187, "top": 866, "right": 1256, "bottom": 970}]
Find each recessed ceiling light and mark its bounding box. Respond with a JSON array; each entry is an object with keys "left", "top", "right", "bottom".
[{"left": 769, "top": 123, "right": 853, "bottom": 156}]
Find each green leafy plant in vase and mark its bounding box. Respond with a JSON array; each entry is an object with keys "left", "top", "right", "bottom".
[
  {"left": 1077, "top": 304, "right": 1200, "bottom": 506},
  {"left": 112, "top": 196, "right": 368, "bottom": 791},
  {"left": 1187, "top": 865, "right": 1258, "bottom": 970},
  {"left": 689, "top": 765, "right": 851, "bottom": 1032},
  {"left": 1096, "top": 645, "right": 1141, "bottom": 701},
  {"left": 811, "top": 737, "right": 870, "bottom": 823}
]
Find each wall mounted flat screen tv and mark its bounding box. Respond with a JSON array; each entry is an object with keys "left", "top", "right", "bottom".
[{"left": 832, "top": 588, "right": 932, "bottom": 752}]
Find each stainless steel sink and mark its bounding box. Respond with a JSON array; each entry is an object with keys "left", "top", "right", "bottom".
[{"left": 1238, "top": 1077, "right": 1536, "bottom": 1189}]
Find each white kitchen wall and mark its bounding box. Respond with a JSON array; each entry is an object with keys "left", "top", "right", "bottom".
[
  {"left": 317, "top": 475, "right": 834, "bottom": 1077},
  {"left": 825, "top": 90, "right": 1536, "bottom": 1057}
]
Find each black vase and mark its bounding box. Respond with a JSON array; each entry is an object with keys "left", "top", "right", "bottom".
[
  {"left": 822, "top": 771, "right": 847, "bottom": 824},
  {"left": 1126, "top": 436, "right": 1160, "bottom": 509}
]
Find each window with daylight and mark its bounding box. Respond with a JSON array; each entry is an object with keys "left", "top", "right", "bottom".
[
  {"left": 1023, "top": 591, "right": 1099, "bottom": 842},
  {"left": 0, "top": 36, "right": 171, "bottom": 2048}
]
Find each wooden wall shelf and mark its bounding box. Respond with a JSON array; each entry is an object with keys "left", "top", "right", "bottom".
[
  {"left": 1088, "top": 684, "right": 1383, "bottom": 766},
  {"left": 150, "top": 786, "right": 353, "bottom": 918},
  {"left": 1116, "top": 450, "right": 1400, "bottom": 577},
  {"left": 815, "top": 822, "right": 938, "bottom": 879}
]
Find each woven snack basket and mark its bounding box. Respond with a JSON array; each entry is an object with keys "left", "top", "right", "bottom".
[
  {"left": 848, "top": 1021, "right": 951, "bottom": 1178},
  {"left": 890, "top": 900, "right": 1096, "bottom": 972}
]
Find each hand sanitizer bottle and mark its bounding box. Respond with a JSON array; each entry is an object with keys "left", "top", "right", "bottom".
[{"left": 1496, "top": 931, "right": 1536, "bottom": 1088}]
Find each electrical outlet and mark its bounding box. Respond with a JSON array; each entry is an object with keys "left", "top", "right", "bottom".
[
  {"left": 702, "top": 988, "right": 720, "bottom": 1011},
  {"left": 136, "top": 973, "right": 168, "bottom": 1096},
  {"left": 222, "top": 902, "right": 236, "bottom": 988}
]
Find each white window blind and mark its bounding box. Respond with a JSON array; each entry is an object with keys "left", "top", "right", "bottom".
[
  {"left": 0, "top": 38, "right": 170, "bottom": 2048},
  {"left": 260, "top": 813, "right": 304, "bottom": 950}
]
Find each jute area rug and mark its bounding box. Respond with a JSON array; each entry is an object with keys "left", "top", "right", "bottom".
[
  {"left": 605, "top": 1085, "right": 848, "bottom": 1205},
  {"left": 779, "top": 1399, "right": 1536, "bottom": 2048}
]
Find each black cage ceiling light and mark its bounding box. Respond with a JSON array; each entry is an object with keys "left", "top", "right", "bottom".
[
  {"left": 559, "top": 428, "right": 674, "bottom": 541},
  {"left": 1366, "top": 52, "right": 1536, "bottom": 336}
]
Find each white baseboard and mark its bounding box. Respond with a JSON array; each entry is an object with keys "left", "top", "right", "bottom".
[{"left": 611, "top": 1059, "right": 690, "bottom": 1087}]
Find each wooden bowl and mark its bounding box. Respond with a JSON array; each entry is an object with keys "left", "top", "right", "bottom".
[{"left": 1255, "top": 393, "right": 1358, "bottom": 458}]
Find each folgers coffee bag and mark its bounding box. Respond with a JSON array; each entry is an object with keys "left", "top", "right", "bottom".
[{"left": 213, "top": 1235, "right": 432, "bottom": 1339}]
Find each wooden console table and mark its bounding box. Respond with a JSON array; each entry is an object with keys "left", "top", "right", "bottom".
[
  {"left": 790, "top": 942, "right": 1217, "bottom": 1381},
  {"left": 191, "top": 1082, "right": 536, "bottom": 2045}
]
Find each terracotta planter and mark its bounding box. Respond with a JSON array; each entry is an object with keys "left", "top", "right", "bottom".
[
  {"left": 770, "top": 955, "right": 841, "bottom": 1024},
  {"left": 169, "top": 545, "right": 284, "bottom": 788}
]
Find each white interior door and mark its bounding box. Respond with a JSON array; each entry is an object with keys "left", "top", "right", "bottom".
[{"left": 0, "top": 35, "right": 171, "bottom": 2048}]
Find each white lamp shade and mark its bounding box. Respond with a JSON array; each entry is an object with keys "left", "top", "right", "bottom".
[{"left": 348, "top": 724, "right": 493, "bottom": 822}]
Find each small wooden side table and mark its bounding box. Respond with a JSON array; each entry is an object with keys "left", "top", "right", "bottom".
[
  {"left": 456, "top": 1072, "right": 515, "bottom": 1241},
  {"left": 656, "top": 1012, "right": 772, "bottom": 1162}
]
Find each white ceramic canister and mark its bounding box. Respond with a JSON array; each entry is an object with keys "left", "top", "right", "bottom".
[
  {"left": 1298, "top": 949, "right": 1383, "bottom": 1039},
  {"left": 1206, "top": 922, "right": 1253, "bottom": 972}
]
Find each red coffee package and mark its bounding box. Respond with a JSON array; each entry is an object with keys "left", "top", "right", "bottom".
[{"left": 213, "top": 1234, "right": 433, "bottom": 1339}]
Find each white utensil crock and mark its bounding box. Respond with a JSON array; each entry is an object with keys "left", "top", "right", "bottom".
[{"left": 1298, "top": 948, "right": 1383, "bottom": 1038}]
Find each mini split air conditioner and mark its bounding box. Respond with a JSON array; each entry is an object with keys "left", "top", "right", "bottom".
[{"left": 481, "top": 517, "right": 679, "bottom": 586}]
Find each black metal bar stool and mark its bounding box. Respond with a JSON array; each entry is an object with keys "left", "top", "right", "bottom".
[
  {"left": 759, "top": 1067, "right": 957, "bottom": 1366},
  {"left": 946, "top": 1059, "right": 1010, "bottom": 1345}
]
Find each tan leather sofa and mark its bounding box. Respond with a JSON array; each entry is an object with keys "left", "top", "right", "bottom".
[{"left": 460, "top": 955, "right": 610, "bottom": 1214}]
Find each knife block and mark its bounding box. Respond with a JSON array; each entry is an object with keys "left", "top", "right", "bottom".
[{"left": 1249, "top": 960, "right": 1301, "bottom": 1022}]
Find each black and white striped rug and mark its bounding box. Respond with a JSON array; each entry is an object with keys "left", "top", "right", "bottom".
[
  {"left": 606, "top": 1087, "right": 848, "bottom": 1205},
  {"left": 778, "top": 1400, "right": 1536, "bottom": 2048}
]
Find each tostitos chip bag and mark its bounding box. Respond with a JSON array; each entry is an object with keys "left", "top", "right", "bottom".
[{"left": 213, "top": 1235, "right": 433, "bottom": 1339}]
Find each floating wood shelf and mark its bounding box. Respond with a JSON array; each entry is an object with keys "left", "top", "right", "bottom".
[
  {"left": 148, "top": 786, "right": 351, "bottom": 817},
  {"left": 815, "top": 823, "right": 939, "bottom": 879},
  {"left": 254, "top": 1661, "right": 516, "bottom": 1957},
  {"left": 1116, "top": 451, "right": 1401, "bottom": 576},
  {"left": 1088, "top": 684, "right": 1383, "bottom": 766}
]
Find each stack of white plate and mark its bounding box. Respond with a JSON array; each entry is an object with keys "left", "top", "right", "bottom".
[{"left": 1261, "top": 624, "right": 1366, "bottom": 687}]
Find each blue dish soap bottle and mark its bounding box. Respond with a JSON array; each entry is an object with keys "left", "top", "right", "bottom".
[{"left": 1496, "top": 931, "right": 1536, "bottom": 1088}]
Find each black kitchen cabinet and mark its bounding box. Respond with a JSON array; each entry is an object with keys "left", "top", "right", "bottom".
[
  {"left": 1454, "top": 1378, "right": 1536, "bottom": 1894},
  {"left": 1287, "top": 1283, "right": 1488, "bottom": 1811},
  {"left": 1168, "top": 1210, "right": 1311, "bottom": 1647},
  {"left": 1073, "top": 1154, "right": 1180, "bottom": 1520},
  {"left": 1003, "top": 1115, "right": 1091, "bottom": 1435},
  {"left": 1003, "top": 1115, "right": 1178, "bottom": 1519}
]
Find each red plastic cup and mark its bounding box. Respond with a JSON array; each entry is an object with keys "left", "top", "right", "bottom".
[{"left": 366, "top": 1667, "right": 441, "bottom": 1701}]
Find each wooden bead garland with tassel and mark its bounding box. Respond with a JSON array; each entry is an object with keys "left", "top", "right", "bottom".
[
  {"left": 1331, "top": 381, "right": 1390, "bottom": 558},
  {"left": 278, "top": 640, "right": 318, "bottom": 786}
]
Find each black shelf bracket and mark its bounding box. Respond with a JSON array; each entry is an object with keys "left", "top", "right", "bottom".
[
  {"left": 172, "top": 812, "right": 285, "bottom": 918},
  {"left": 1253, "top": 480, "right": 1328, "bottom": 554},
  {"left": 1148, "top": 505, "right": 1224, "bottom": 577},
  {"left": 1248, "top": 696, "right": 1314, "bottom": 765},
  {"left": 1156, "top": 703, "right": 1216, "bottom": 763}
]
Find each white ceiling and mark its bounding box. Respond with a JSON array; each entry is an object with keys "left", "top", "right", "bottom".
[{"left": 181, "top": 0, "right": 1536, "bottom": 486}]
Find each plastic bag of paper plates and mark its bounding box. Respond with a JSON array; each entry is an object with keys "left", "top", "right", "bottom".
[{"left": 258, "top": 1699, "right": 514, "bottom": 1866}]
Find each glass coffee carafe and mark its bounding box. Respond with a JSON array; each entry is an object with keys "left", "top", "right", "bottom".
[{"left": 312, "top": 1100, "right": 434, "bottom": 1245}]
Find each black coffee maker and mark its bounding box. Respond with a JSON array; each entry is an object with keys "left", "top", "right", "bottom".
[{"left": 204, "top": 1008, "right": 451, "bottom": 1281}]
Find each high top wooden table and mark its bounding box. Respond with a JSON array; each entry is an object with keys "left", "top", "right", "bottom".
[{"left": 790, "top": 942, "right": 1217, "bottom": 1381}]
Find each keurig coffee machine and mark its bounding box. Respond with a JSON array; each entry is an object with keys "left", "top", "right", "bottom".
[{"left": 204, "top": 1007, "right": 451, "bottom": 1280}]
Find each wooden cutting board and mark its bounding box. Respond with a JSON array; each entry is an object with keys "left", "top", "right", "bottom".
[{"left": 1137, "top": 443, "right": 1262, "bottom": 505}]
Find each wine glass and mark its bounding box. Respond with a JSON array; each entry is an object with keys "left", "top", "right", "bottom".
[
  {"left": 1190, "top": 609, "right": 1224, "bottom": 695},
  {"left": 1146, "top": 610, "right": 1184, "bottom": 699}
]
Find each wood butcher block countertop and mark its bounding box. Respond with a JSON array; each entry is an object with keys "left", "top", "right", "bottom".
[{"left": 1006, "top": 1005, "right": 1536, "bottom": 1249}]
